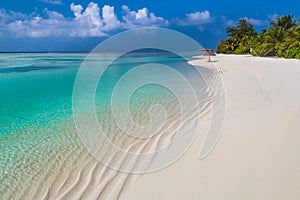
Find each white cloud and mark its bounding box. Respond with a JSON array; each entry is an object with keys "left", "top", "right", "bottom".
[
  {"left": 44, "top": 8, "right": 64, "bottom": 20},
  {"left": 102, "top": 5, "right": 121, "bottom": 31},
  {"left": 121, "top": 5, "right": 169, "bottom": 28},
  {"left": 38, "top": 0, "right": 64, "bottom": 5},
  {"left": 68, "top": 2, "right": 106, "bottom": 37},
  {"left": 0, "top": 9, "right": 27, "bottom": 23},
  {"left": 7, "top": 3, "right": 109, "bottom": 38},
  {"left": 1, "top": 2, "right": 168, "bottom": 38},
  {"left": 7, "top": 10, "right": 72, "bottom": 37},
  {"left": 242, "top": 17, "right": 268, "bottom": 26},
  {"left": 177, "top": 10, "right": 214, "bottom": 26},
  {"left": 222, "top": 16, "right": 272, "bottom": 28},
  {"left": 70, "top": 3, "right": 83, "bottom": 18}
]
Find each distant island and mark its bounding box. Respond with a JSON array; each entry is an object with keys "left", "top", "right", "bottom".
[{"left": 217, "top": 15, "right": 300, "bottom": 59}]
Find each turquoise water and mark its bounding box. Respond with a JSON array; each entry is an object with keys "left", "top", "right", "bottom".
[
  {"left": 0, "top": 51, "right": 208, "bottom": 199},
  {"left": 0, "top": 53, "right": 80, "bottom": 134},
  {"left": 0, "top": 52, "right": 198, "bottom": 133}
]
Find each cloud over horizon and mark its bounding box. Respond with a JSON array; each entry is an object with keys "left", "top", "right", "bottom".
[
  {"left": 0, "top": 2, "right": 169, "bottom": 38},
  {"left": 0, "top": 2, "right": 218, "bottom": 38}
]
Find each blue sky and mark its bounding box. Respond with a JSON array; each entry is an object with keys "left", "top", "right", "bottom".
[{"left": 0, "top": 0, "right": 299, "bottom": 52}]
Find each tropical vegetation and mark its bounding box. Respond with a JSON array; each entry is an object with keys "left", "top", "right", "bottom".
[{"left": 216, "top": 15, "right": 300, "bottom": 59}]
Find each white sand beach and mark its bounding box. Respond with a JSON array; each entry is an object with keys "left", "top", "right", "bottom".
[{"left": 119, "top": 55, "right": 300, "bottom": 200}]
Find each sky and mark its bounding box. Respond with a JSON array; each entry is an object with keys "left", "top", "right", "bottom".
[{"left": 0, "top": 0, "right": 299, "bottom": 52}]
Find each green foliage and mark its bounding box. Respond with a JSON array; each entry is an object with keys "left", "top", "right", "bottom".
[
  {"left": 270, "top": 15, "right": 297, "bottom": 30},
  {"left": 217, "top": 18, "right": 256, "bottom": 54},
  {"left": 216, "top": 15, "right": 300, "bottom": 59}
]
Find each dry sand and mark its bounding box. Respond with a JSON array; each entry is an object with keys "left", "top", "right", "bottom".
[{"left": 119, "top": 54, "right": 300, "bottom": 200}]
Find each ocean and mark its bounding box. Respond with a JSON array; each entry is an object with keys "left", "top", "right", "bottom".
[{"left": 0, "top": 51, "right": 214, "bottom": 199}]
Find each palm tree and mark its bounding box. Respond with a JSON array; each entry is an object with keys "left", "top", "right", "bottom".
[
  {"left": 217, "top": 14, "right": 300, "bottom": 58},
  {"left": 261, "top": 15, "right": 298, "bottom": 56},
  {"left": 221, "top": 19, "right": 256, "bottom": 53},
  {"left": 225, "top": 26, "right": 237, "bottom": 37},
  {"left": 270, "top": 15, "right": 297, "bottom": 31},
  {"left": 237, "top": 19, "right": 256, "bottom": 36},
  {"left": 226, "top": 19, "right": 256, "bottom": 38},
  {"left": 278, "top": 25, "right": 300, "bottom": 58},
  {"left": 261, "top": 28, "right": 285, "bottom": 56}
]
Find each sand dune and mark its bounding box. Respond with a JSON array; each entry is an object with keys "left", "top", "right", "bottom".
[{"left": 119, "top": 55, "right": 300, "bottom": 200}]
